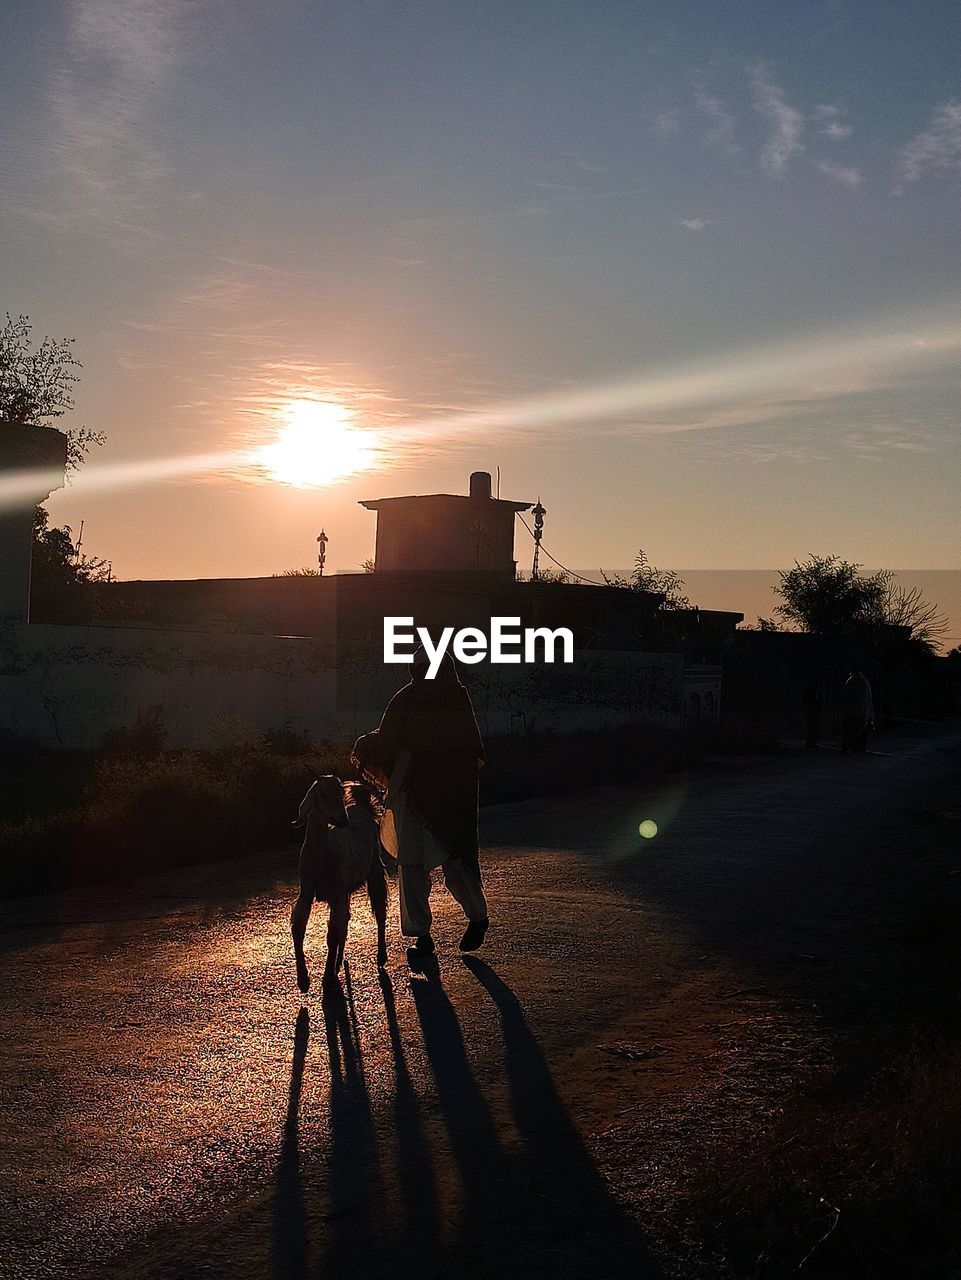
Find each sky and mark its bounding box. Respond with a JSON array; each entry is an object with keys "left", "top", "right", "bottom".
[{"left": 2, "top": 0, "right": 960, "bottom": 623}]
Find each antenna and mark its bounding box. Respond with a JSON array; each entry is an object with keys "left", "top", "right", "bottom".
[
  {"left": 496, "top": 466, "right": 501, "bottom": 498},
  {"left": 74, "top": 519, "right": 84, "bottom": 561}
]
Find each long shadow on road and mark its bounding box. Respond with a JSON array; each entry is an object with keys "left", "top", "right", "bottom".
[
  {"left": 271, "top": 961, "right": 659, "bottom": 1280},
  {"left": 461, "top": 955, "right": 660, "bottom": 1276}
]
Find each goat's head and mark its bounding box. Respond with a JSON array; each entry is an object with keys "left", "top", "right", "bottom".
[{"left": 294, "top": 775, "right": 349, "bottom": 830}]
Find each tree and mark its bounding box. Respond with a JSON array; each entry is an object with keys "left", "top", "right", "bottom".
[
  {"left": 872, "top": 572, "right": 948, "bottom": 655},
  {"left": 1, "top": 313, "right": 102, "bottom": 470},
  {"left": 602, "top": 549, "right": 693, "bottom": 609},
  {"left": 30, "top": 507, "right": 112, "bottom": 623},
  {"left": 774, "top": 554, "right": 946, "bottom": 656},
  {"left": 774, "top": 555, "right": 886, "bottom": 636},
  {"left": 2, "top": 312, "right": 106, "bottom": 620}
]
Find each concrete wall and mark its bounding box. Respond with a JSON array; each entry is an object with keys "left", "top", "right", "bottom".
[{"left": 0, "top": 621, "right": 686, "bottom": 751}]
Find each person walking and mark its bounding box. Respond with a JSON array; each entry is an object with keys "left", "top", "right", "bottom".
[
  {"left": 352, "top": 648, "right": 489, "bottom": 963},
  {"left": 841, "top": 669, "right": 874, "bottom": 754}
]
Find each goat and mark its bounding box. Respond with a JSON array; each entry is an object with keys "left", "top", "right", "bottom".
[{"left": 290, "top": 775, "right": 388, "bottom": 993}]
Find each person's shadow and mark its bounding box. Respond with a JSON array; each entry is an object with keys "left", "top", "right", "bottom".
[
  {"left": 461, "top": 956, "right": 661, "bottom": 1277},
  {"left": 378, "top": 970, "right": 441, "bottom": 1265},
  {"left": 319, "top": 965, "right": 384, "bottom": 1270},
  {"left": 410, "top": 962, "right": 517, "bottom": 1208}
]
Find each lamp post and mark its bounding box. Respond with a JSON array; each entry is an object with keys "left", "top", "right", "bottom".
[{"left": 531, "top": 498, "right": 546, "bottom": 581}]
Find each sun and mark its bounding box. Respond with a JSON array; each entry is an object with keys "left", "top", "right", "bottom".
[{"left": 258, "top": 399, "right": 377, "bottom": 487}]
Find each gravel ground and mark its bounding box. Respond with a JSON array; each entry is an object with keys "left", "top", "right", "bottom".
[{"left": 2, "top": 721, "right": 960, "bottom": 1280}]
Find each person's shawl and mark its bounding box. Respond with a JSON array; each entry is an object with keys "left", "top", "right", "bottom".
[
  {"left": 842, "top": 672, "right": 874, "bottom": 727},
  {"left": 354, "top": 655, "right": 484, "bottom": 871}
]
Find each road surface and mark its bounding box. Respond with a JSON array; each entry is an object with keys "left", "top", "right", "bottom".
[{"left": 2, "top": 723, "right": 960, "bottom": 1279}]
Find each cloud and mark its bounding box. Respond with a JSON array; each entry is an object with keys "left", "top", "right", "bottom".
[
  {"left": 816, "top": 159, "right": 862, "bottom": 189},
  {"left": 650, "top": 110, "right": 681, "bottom": 139},
  {"left": 823, "top": 120, "right": 853, "bottom": 141},
  {"left": 694, "top": 88, "right": 740, "bottom": 154},
  {"left": 750, "top": 65, "right": 804, "bottom": 177},
  {"left": 898, "top": 101, "right": 961, "bottom": 183},
  {"left": 842, "top": 424, "right": 937, "bottom": 458},
  {"left": 680, "top": 217, "right": 711, "bottom": 231},
  {"left": 28, "top": 0, "right": 209, "bottom": 239},
  {"left": 814, "top": 103, "right": 854, "bottom": 140}
]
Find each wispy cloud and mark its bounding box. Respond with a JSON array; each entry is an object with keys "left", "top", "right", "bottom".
[
  {"left": 816, "top": 159, "right": 862, "bottom": 189},
  {"left": 31, "top": 0, "right": 207, "bottom": 239},
  {"left": 694, "top": 87, "right": 740, "bottom": 154},
  {"left": 680, "top": 217, "right": 711, "bottom": 231},
  {"left": 650, "top": 110, "right": 681, "bottom": 139},
  {"left": 842, "top": 422, "right": 938, "bottom": 459},
  {"left": 750, "top": 65, "right": 804, "bottom": 177},
  {"left": 814, "top": 104, "right": 853, "bottom": 140},
  {"left": 898, "top": 101, "right": 961, "bottom": 183}
]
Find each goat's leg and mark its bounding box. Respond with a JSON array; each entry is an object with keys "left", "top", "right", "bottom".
[
  {"left": 291, "top": 891, "right": 313, "bottom": 994},
  {"left": 368, "top": 861, "right": 389, "bottom": 967},
  {"left": 324, "top": 898, "right": 349, "bottom": 986}
]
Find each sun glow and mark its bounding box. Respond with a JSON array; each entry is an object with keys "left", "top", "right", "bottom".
[{"left": 257, "top": 399, "right": 377, "bottom": 487}]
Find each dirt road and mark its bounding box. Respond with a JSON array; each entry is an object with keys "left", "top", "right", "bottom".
[{"left": 2, "top": 723, "right": 960, "bottom": 1279}]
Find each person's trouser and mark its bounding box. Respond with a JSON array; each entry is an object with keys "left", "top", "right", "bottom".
[{"left": 398, "top": 858, "right": 488, "bottom": 938}]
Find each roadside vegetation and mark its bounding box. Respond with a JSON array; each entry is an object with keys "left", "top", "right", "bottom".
[
  {"left": 0, "top": 713, "right": 776, "bottom": 898},
  {"left": 0, "top": 721, "right": 351, "bottom": 898}
]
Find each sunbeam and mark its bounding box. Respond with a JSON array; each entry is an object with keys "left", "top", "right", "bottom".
[{"left": 3, "top": 302, "right": 961, "bottom": 513}]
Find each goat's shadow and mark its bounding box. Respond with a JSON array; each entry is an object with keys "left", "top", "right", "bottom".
[{"left": 272, "top": 1006, "right": 309, "bottom": 1280}]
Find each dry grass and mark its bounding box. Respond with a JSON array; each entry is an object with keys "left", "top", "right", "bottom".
[{"left": 679, "top": 1042, "right": 961, "bottom": 1278}]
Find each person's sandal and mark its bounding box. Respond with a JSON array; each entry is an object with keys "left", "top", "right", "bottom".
[{"left": 459, "top": 919, "right": 489, "bottom": 952}]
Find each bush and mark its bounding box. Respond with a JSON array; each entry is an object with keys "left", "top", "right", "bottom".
[
  {"left": 0, "top": 720, "right": 738, "bottom": 896},
  {"left": 0, "top": 734, "right": 355, "bottom": 897}
]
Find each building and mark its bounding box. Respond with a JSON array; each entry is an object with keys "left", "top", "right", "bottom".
[
  {"left": 101, "top": 469, "right": 675, "bottom": 649},
  {"left": 360, "top": 470, "right": 529, "bottom": 578}
]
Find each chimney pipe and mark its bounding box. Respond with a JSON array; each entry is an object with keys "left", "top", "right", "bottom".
[{"left": 469, "top": 470, "right": 492, "bottom": 499}]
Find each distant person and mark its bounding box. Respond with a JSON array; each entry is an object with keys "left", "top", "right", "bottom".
[
  {"left": 352, "top": 648, "right": 489, "bottom": 962},
  {"left": 841, "top": 669, "right": 874, "bottom": 754}
]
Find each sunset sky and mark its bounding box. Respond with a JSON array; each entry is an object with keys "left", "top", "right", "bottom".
[{"left": 2, "top": 1, "right": 960, "bottom": 610}]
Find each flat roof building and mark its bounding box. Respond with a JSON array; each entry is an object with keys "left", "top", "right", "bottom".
[{"left": 359, "top": 470, "right": 529, "bottom": 579}]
